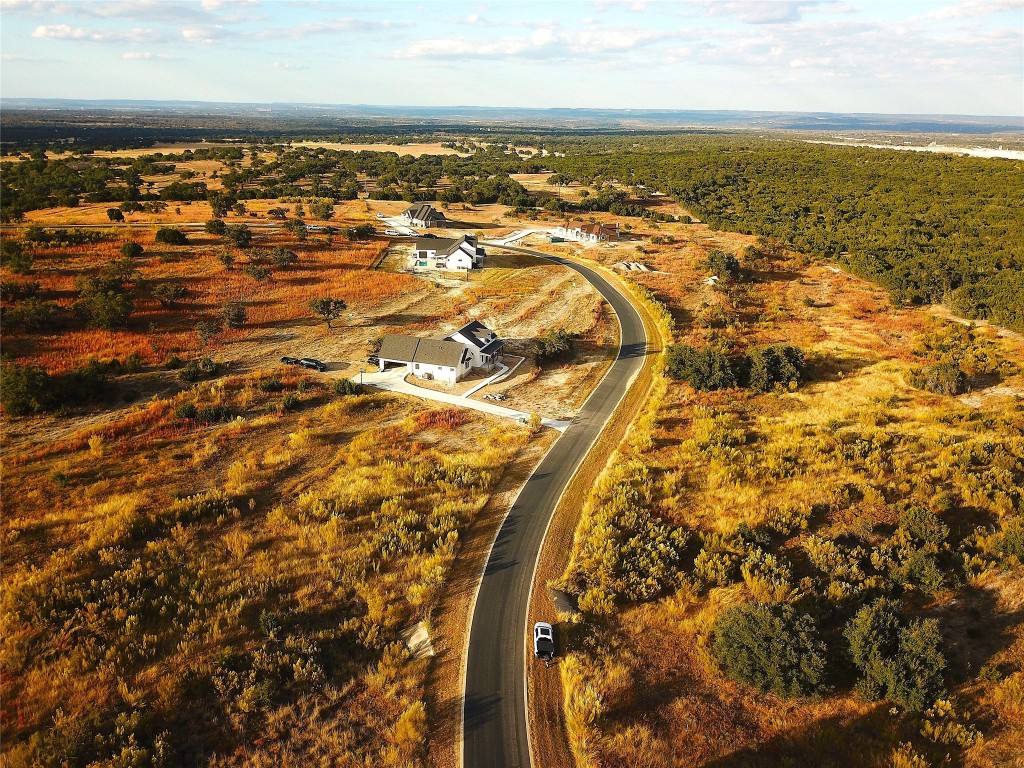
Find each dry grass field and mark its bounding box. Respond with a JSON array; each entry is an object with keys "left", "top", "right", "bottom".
[{"left": 549, "top": 215, "right": 1024, "bottom": 768}]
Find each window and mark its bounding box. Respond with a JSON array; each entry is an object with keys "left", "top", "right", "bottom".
[{"left": 414, "top": 363, "right": 420, "bottom": 369}]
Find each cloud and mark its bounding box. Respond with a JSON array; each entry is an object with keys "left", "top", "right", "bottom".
[
  {"left": 122, "top": 50, "right": 182, "bottom": 60},
  {"left": 706, "top": 1, "right": 822, "bottom": 24},
  {"left": 252, "top": 17, "right": 397, "bottom": 39},
  {"left": 927, "top": 0, "right": 1024, "bottom": 19},
  {"left": 181, "top": 24, "right": 226, "bottom": 43},
  {"left": 273, "top": 61, "right": 307, "bottom": 70},
  {"left": 31, "top": 23, "right": 162, "bottom": 42}
]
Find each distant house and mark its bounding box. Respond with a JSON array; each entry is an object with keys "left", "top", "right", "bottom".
[
  {"left": 444, "top": 320, "right": 504, "bottom": 369},
  {"left": 555, "top": 220, "right": 620, "bottom": 243},
  {"left": 410, "top": 235, "right": 485, "bottom": 271},
  {"left": 402, "top": 203, "right": 448, "bottom": 228},
  {"left": 377, "top": 334, "right": 472, "bottom": 384}
]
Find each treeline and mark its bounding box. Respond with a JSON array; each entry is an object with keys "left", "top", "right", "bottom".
[{"left": 536, "top": 136, "right": 1024, "bottom": 330}]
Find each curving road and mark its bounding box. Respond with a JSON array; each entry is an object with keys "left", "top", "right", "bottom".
[{"left": 463, "top": 244, "right": 649, "bottom": 768}]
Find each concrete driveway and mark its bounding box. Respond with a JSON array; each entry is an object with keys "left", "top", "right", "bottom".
[{"left": 356, "top": 366, "right": 571, "bottom": 432}]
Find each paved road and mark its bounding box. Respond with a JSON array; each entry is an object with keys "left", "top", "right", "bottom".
[{"left": 463, "top": 244, "right": 648, "bottom": 768}]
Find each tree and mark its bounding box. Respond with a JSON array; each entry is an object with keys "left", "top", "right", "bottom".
[
  {"left": 845, "top": 598, "right": 946, "bottom": 712},
  {"left": 665, "top": 344, "right": 738, "bottom": 390},
  {"left": 347, "top": 223, "right": 376, "bottom": 240},
  {"left": 746, "top": 345, "right": 806, "bottom": 392},
  {"left": 205, "top": 218, "right": 227, "bottom": 235},
  {"left": 106, "top": 207, "right": 125, "bottom": 222},
  {"left": 535, "top": 328, "right": 575, "bottom": 364},
  {"left": 310, "top": 200, "right": 334, "bottom": 220},
  {"left": 284, "top": 218, "right": 307, "bottom": 241},
  {"left": 243, "top": 264, "right": 272, "bottom": 281},
  {"left": 120, "top": 241, "right": 144, "bottom": 259},
  {"left": 152, "top": 283, "right": 188, "bottom": 307},
  {"left": 267, "top": 207, "right": 287, "bottom": 219},
  {"left": 309, "top": 297, "right": 347, "bottom": 329},
  {"left": 0, "top": 361, "right": 52, "bottom": 415},
  {"left": 196, "top": 319, "right": 220, "bottom": 345},
  {"left": 155, "top": 227, "right": 188, "bottom": 246},
  {"left": 75, "top": 284, "right": 134, "bottom": 329},
  {"left": 271, "top": 247, "right": 298, "bottom": 268},
  {"left": 705, "top": 248, "right": 742, "bottom": 280},
  {"left": 221, "top": 300, "right": 247, "bottom": 329},
  {"left": 1, "top": 239, "right": 33, "bottom": 275},
  {"left": 224, "top": 224, "right": 252, "bottom": 248},
  {"left": 911, "top": 361, "right": 968, "bottom": 396},
  {"left": 217, "top": 251, "right": 235, "bottom": 270},
  {"left": 713, "top": 602, "right": 828, "bottom": 698}
]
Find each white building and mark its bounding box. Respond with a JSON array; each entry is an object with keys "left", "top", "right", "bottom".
[
  {"left": 410, "top": 235, "right": 485, "bottom": 272},
  {"left": 444, "top": 321, "right": 504, "bottom": 369},
  {"left": 376, "top": 334, "right": 471, "bottom": 385},
  {"left": 554, "top": 220, "right": 620, "bottom": 243}
]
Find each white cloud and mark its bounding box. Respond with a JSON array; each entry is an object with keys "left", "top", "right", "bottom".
[
  {"left": 706, "top": 1, "right": 822, "bottom": 24},
  {"left": 122, "top": 50, "right": 182, "bottom": 60},
  {"left": 31, "top": 23, "right": 161, "bottom": 42},
  {"left": 181, "top": 24, "right": 226, "bottom": 43},
  {"left": 927, "top": 0, "right": 1024, "bottom": 19},
  {"left": 273, "top": 61, "right": 307, "bottom": 70}
]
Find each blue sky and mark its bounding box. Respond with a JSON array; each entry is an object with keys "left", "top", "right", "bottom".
[{"left": 1, "top": 0, "right": 1022, "bottom": 116}]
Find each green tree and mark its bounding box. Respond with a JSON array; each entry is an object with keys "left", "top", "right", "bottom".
[
  {"left": 106, "top": 207, "right": 125, "bottom": 222},
  {"left": 196, "top": 319, "right": 220, "bottom": 345},
  {"left": 713, "top": 602, "right": 828, "bottom": 698},
  {"left": 221, "top": 301, "right": 247, "bottom": 329},
  {"left": 217, "top": 251, "right": 235, "bottom": 271},
  {"left": 2, "top": 239, "right": 33, "bottom": 275},
  {"left": 224, "top": 224, "right": 252, "bottom": 248},
  {"left": 309, "top": 297, "right": 347, "bottom": 329},
  {"left": 205, "top": 218, "right": 227, "bottom": 235},
  {"left": 0, "top": 361, "right": 52, "bottom": 415},
  {"left": 155, "top": 227, "right": 188, "bottom": 246},
  {"left": 665, "top": 344, "right": 738, "bottom": 390},
  {"left": 705, "top": 248, "right": 741, "bottom": 280},
  {"left": 152, "top": 283, "right": 188, "bottom": 307},
  {"left": 310, "top": 200, "right": 335, "bottom": 220},
  {"left": 120, "top": 241, "right": 144, "bottom": 259},
  {"left": 845, "top": 598, "right": 946, "bottom": 712}
]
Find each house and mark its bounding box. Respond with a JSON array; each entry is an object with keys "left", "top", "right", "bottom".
[
  {"left": 377, "top": 334, "right": 472, "bottom": 385},
  {"left": 554, "top": 220, "right": 620, "bottom": 243},
  {"left": 444, "top": 320, "right": 504, "bottom": 369},
  {"left": 410, "top": 235, "right": 485, "bottom": 271},
  {"left": 402, "top": 203, "right": 447, "bottom": 228}
]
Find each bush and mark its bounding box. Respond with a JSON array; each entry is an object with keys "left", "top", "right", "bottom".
[
  {"left": 713, "top": 602, "right": 828, "bottom": 698},
  {"left": 225, "top": 224, "right": 253, "bottom": 248},
  {"left": 845, "top": 598, "right": 946, "bottom": 712},
  {"left": 665, "top": 344, "right": 738, "bottom": 390},
  {"left": 152, "top": 282, "right": 188, "bottom": 307},
  {"left": 75, "top": 281, "right": 134, "bottom": 330},
  {"left": 205, "top": 218, "right": 227, "bottom": 235},
  {"left": 243, "top": 264, "right": 272, "bottom": 281},
  {"left": 178, "top": 361, "right": 202, "bottom": 382},
  {"left": 120, "top": 241, "right": 144, "bottom": 259},
  {"left": 4, "top": 297, "right": 62, "bottom": 332},
  {"left": 746, "top": 345, "right": 806, "bottom": 392},
  {"left": 2, "top": 239, "right": 33, "bottom": 274},
  {"left": 174, "top": 402, "right": 198, "bottom": 420},
  {"left": 1, "top": 361, "right": 52, "bottom": 415},
  {"left": 911, "top": 361, "right": 968, "bottom": 396},
  {"left": 221, "top": 301, "right": 247, "bottom": 329},
  {"left": 535, "top": 328, "right": 575, "bottom": 365},
  {"left": 281, "top": 393, "right": 299, "bottom": 411},
  {"left": 155, "top": 227, "right": 188, "bottom": 246},
  {"left": 334, "top": 378, "right": 363, "bottom": 396},
  {"left": 705, "top": 248, "right": 741, "bottom": 280}
]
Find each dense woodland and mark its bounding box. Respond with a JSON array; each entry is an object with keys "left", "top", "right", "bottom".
[{"left": 3, "top": 131, "right": 1021, "bottom": 329}]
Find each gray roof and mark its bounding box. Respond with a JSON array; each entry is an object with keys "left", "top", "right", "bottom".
[
  {"left": 415, "top": 236, "right": 465, "bottom": 256},
  {"left": 377, "top": 334, "right": 467, "bottom": 368},
  {"left": 452, "top": 320, "right": 492, "bottom": 348},
  {"left": 479, "top": 338, "right": 504, "bottom": 355},
  {"left": 404, "top": 203, "right": 446, "bottom": 222}
]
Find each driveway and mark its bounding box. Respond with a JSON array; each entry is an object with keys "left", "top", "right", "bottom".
[{"left": 357, "top": 366, "right": 571, "bottom": 432}]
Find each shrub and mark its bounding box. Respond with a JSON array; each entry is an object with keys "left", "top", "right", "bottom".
[
  {"left": 152, "top": 282, "right": 188, "bottom": 307},
  {"left": 221, "top": 301, "right": 247, "bottom": 329},
  {"left": 243, "top": 264, "right": 272, "bottom": 281},
  {"left": 0, "top": 279, "right": 40, "bottom": 300},
  {"left": 120, "top": 241, "right": 144, "bottom": 259},
  {"left": 310, "top": 297, "right": 347, "bottom": 329},
  {"left": 845, "top": 598, "right": 946, "bottom": 711},
  {"left": 535, "top": 328, "right": 575, "bottom": 364},
  {"left": 178, "top": 361, "right": 202, "bottom": 382},
  {"left": 155, "top": 227, "right": 188, "bottom": 246},
  {"left": 334, "top": 378, "right": 362, "bottom": 396},
  {"left": 259, "top": 377, "right": 284, "bottom": 393},
  {"left": 174, "top": 402, "right": 198, "bottom": 420},
  {"left": 746, "top": 345, "right": 806, "bottom": 392},
  {"left": 225, "top": 224, "right": 253, "bottom": 248},
  {"left": 5, "top": 297, "right": 62, "bottom": 332},
  {"left": 282, "top": 393, "right": 299, "bottom": 411},
  {"left": 665, "top": 344, "right": 738, "bottom": 390},
  {"left": 205, "top": 218, "right": 227, "bottom": 235},
  {"left": 705, "top": 248, "right": 741, "bottom": 280},
  {"left": 1, "top": 361, "right": 52, "bottom": 415},
  {"left": 75, "top": 280, "right": 134, "bottom": 330},
  {"left": 2, "top": 239, "right": 33, "bottom": 274},
  {"left": 900, "top": 506, "right": 949, "bottom": 545},
  {"left": 713, "top": 602, "right": 828, "bottom": 698},
  {"left": 106, "top": 207, "right": 124, "bottom": 222},
  {"left": 911, "top": 361, "right": 968, "bottom": 396}
]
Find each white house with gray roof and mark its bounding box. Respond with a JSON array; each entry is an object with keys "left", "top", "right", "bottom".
[
  {"left": 376, "top": 322, "right": 503, "bottom": 384},
  {"left": 402, "top": 203, "right": 447, "bottom": 228},
  {"left": 410, "top": 235, "right": 485, "bottom": 272}
]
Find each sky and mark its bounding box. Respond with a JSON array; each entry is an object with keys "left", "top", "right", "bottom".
[{"left": 1, "top": 0, "right": 1022, "bottom": 117}]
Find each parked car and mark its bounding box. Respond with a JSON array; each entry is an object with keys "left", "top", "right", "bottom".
[
  {"left": 299, "top": 358, "right": 327, "bottom": 372},
  {"left": 281, "top": 356, "right": 300, "bottom": 365},
  {"left": 384, "top": 229, "right": 400, "bottom": 236},
  {"left": 367, "top": 355, "right": 380, "bottom": 366},
  {"left": 533, "top": 622, "right": 555, "bottom": 662}
]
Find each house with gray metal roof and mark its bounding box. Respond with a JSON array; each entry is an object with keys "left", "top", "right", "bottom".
[
  {"left": 445, "top": 320, "right": 504, "bottom": 369},
  {"left": 376, "top": 321, "right": 504, "bottom": 383},
  {"left": 411, "top": 235, "right": 485, "bottom": 272},
  {"left": 402, "top": 203, "right": 448, "bottom": 228}
]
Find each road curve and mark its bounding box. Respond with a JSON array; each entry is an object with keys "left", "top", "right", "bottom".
[{"left": 463, "top": 244, "right": 648, "bottom": 768}]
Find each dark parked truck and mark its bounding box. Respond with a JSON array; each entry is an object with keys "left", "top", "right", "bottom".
[{"left": 533, "top": 621, "right": 555, "bottom": 662}]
